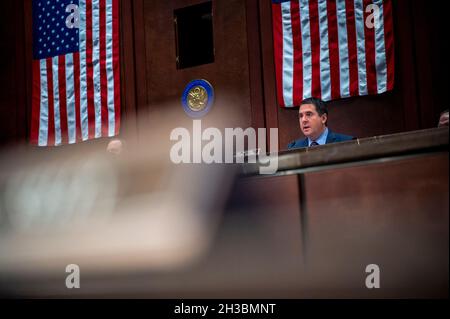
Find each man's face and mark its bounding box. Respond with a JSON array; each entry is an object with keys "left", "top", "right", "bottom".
[{"left": 298, "top": 103, "right": 327, "bottom": 140}]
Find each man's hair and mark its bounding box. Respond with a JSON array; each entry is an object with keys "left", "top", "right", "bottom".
[{"left": 299, "top": 97, "right": 328, "bottom": 117}]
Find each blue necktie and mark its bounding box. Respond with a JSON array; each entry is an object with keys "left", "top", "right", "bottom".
[{"left": 310, "top": 141, "right": 319, "bottom": 147}]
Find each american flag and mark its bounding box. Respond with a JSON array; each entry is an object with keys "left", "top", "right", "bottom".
[
  {"left": 272, "top": 0, "right": 394, "bottom": 107},
  {"left": 31, "top": 0, "right": 120, "bottom": 146}
]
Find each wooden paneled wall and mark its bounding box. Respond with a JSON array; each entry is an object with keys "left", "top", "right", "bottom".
[{"left": 1, "top": 0, "right": 448, "bottom": 150}]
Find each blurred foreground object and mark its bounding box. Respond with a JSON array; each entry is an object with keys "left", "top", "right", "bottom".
[{"left": 0, "top": 111, "right": 238, "bottom": 297}]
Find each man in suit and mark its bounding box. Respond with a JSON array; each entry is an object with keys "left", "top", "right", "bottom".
[{"left": 288, "top": 97, "right": 354, "bottom": 150}]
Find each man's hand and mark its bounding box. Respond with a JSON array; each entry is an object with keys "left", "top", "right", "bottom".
[{"left": 438, "top": 111, "right": 449, "bottom": 127}]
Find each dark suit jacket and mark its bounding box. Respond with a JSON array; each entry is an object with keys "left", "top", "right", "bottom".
[{"left": 287, "top": 130, "right": 354, "bottom": 150}]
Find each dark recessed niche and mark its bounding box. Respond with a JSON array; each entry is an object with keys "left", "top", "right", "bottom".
[{"left": 174, "top": 1, "right": 214, "bottom": 69}]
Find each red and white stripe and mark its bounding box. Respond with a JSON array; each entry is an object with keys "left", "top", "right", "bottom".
[
  {"left": 272, "top": 0, "right": 394, "bottom": 107},
  {"left": 31, "top": 0, "right": 120, "bottom": 146}
]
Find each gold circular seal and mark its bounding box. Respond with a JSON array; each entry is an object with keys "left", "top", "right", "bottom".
[{"left": 187, "top": 86, "right": 208, "bottom": 112}]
